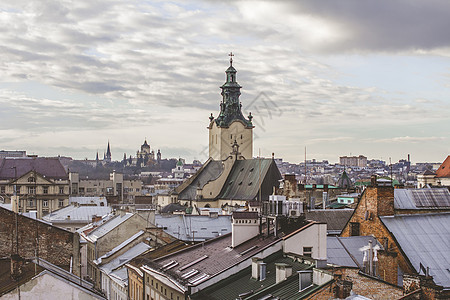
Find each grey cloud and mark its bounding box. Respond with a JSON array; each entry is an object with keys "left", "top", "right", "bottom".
[{"left": 279, "top": 0, "right": 450, "bottom": 52}]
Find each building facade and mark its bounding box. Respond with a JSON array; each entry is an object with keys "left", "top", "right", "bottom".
[
  {"left": 69, "top": 171, "right": 142, "bottom": 202},
  {"left": 0, "top": 157, "right": 70, "bottom": 219},
  {"left": 339, "top": 155, "right": 367, "bottom": 167}
]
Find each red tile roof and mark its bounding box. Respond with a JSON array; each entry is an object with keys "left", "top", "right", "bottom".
[{"left": 436, "top": 156, "right": 450, "bottom": 178}]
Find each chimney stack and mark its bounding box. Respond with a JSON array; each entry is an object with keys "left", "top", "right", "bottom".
[
  {"left": 252, "top": 257, "right": 264, "bottom": 280},
  {"left": 370, "top": 175, "right": 377, "bottom": 187},
  {"left": 276, "top": 263, "right": 293, "bottom": 283}
]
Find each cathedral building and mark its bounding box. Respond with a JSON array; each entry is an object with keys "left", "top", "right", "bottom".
[
  {"left": 136, "top": 139, "right": 155, "bottom": 167},
  {"left": 173, "top": 55, "right": 281, "bottom": 209}
]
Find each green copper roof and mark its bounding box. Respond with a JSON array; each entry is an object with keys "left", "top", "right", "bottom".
[{"left": 212, "top": 60, "right": 253, "bottom": 128}]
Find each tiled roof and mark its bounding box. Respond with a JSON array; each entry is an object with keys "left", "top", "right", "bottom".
[
  {"left": 147, "top": 233, "right": 280, "bottom": 286},
  {"left": 0, "top": 157, "right": 67, "bottom": 180},
  {"left": 380, "top": 213, "right": 450, "bottom": 288},
  {"left": 436, "top": 155, "right": 450, "bottom": 178}
]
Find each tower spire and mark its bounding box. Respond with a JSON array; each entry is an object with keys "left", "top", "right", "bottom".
[
  {"left": 213, "top": 54, "right": 253, "bottom": 129},
  {"left": 105, "top": 140, "right": 112, "bottom": 162}
]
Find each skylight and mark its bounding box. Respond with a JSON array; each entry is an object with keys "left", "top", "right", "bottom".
[
  {"left": 181, "top": 269, "right": 199, "bottom": 280},
  {"left": 189, "top": 273, "right": 210, "bottom": 285},
  {"left": 179, "top": 255, "right": 208, "bottom": 271}
]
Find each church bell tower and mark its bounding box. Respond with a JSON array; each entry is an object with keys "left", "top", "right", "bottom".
[{"left": 208, "top": 54, "right": 254, "bottom": 160}]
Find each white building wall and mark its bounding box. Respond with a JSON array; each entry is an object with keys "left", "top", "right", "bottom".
[
  {"left": 283, "top": 223, "right": 327, "bottom": 259},
  {"left": 231, "top": 218, "right": 259, "bottom": 248}
]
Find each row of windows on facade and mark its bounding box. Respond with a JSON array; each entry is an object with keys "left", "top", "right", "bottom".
[
  {"left": 18, "top": 198, "right": 65, "bottom": 208},
  {"left": 1, "top": 185, "right": 65, "bottom": 194},
  {"left": 74, "top": 187, "right": 140, "bottom": 193},
  {"left": 145, "top": 276, "right": 180, "bottom": 300}
]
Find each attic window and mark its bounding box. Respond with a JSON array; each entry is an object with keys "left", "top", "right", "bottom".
[
  {"left": 238, "top": 182, "right": 242, "bottom": 185},
  {"left": 248, "top": 182, "right": 253, "bottom": 186},
  {"left": 240, "top": 168, "right": 244, "bottom": 172},
  {"left": 28, "top": 177, "right": 35, "bottom": 183},
  {"left": 249, "top": 168, "right": 254, "bottom": 172},
  {"left": 229, "top": 181, "right": 233, "bottom": 185}
]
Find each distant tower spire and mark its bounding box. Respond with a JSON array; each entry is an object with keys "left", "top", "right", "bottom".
[{"left": 105, "top": 141, "right": 112, "bottom": 163}]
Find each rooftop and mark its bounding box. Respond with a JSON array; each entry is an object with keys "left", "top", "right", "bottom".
[
  {"left": 146, "top": 233, "right": 278, "bottom": 287},
  {"left": 85, "top": 213, "right": 134, "bottom": 242},
  {"left": 218, "top": 158, "right": 281, "bottom": 201},
  {"left": 327, "top": 236, "right": 383, "bottom": 269},
  {"left": 43, "top": 205, "right": 112, "bottom": 223},
  {"left": 435, "top": 156, "right": 450, "bottom": 178},
  {"left": 0, "top": 157, "right": 67, "bottom": 180},
  {"left": 305, "top": 209, "right": 353, "bottom": 234},
  {"left": 99, "top": 242, "right": 151, "bottom": 274},
  {"left": 155, "top": 214, "right": 231, "bottom": 242},
  {"left": 380, "top": 212, "right": 450, "bottom": 288},
  {"left": 394, "top": 188, "right": 450, "bottom": 210},
  {"left": 192, "top": 251, "right": 313, "bottom": 300}
]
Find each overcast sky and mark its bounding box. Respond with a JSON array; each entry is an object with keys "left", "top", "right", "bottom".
[{"left": 0, "top": 0, "right": 449, "bottom": 164}]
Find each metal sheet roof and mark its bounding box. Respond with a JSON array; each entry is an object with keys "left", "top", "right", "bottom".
[
  {"left": 218, "top": 158, "right": 281, "bottom": 201},
  {"left": 394, "top": 188, "right": 450, "bottom": 209},
  {"left": 305, "top": 210, "right": 353, "bottom": 232},
  {"left": 327, "top": 237, "right": 358, "bottom": 268},
  {"left": 87, "top": 213, "right": 134, "bottom": 241},
  {"left": 155, "top": 215, "right": 231, "bottom": 242},
  {"left": 192, "top": 252, "right": 312, "bottom": 300},
  {"left": 327, "top": 236, "right": 383, "bottom": 268},
  {"left": 177, "top": 160, "right": 224, "bottom": 200},
  {"left": 380, "top": 213, "right": 450, "bottom": 288},
  {"left": 43, "top": 205, "right": 112, "bottom": 222},
  {"left": 100, "top": 242, "right": 151, "bottom": 274}
]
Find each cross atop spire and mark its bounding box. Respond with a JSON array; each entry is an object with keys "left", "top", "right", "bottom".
[{"left": 228, "top": 52, "right": 234, "bottom": 66}]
